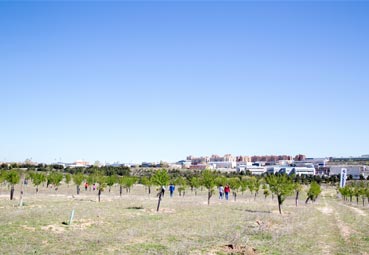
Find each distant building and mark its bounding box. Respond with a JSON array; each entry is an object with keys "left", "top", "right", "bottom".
[
  {"left": 209, "top": 154, "right": 235, "bottom": 162},
  {"left": 329, "top": 157, "right": 369, "bottom": 164},
  {"left": 209, "top": 161, "right": 236, "bottom": 169},
  {"left": 294, "top": 154, "right": 306, "bottom": 161},
  {"left": 294, "top": 158, "right": 329, "bottom": 168},
  {"left": 236, "top": 156, "right": 251, "bottom": 162},
  {"left": 187, "top": 155, "right": 209, "bottom": 165},
  {"left": 177, "top": 160, "right": 192, "bottom": 169},
  {"left": 329, "top": 165, "right": 368, "bottom": 179},
  {"left": 251, "top": 155, "right": 292, "bottom": 162},
  {"left": 189, "top": 164, "right": 207, "bottom": 170}
]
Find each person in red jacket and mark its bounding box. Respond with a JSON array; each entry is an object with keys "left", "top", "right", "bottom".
[{"left": 224, "top": 184, "right": 230, "bottom": 200}]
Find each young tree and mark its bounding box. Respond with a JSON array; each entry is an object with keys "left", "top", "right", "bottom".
[
  {"left": 96, "top": 175, "right": 107, "bottom": 202},
  {"left": 189, "top": 176, "right": 201, "bottom": 196},
  {"left": 353, "top": 182, "right": 365, "bottom": 205},
  {"left": 175, "top": 176, "right": 188, "bottom": 196},
  {"left": 118, "top": 176, "right": 125, "bottom": 196},
  {"left": 201, "top": 169, "right": 216, "bottom": 205},
  {"left": 228, "top": 177, "right": 241, "bottom": 201},
  {"left": 140, "top": 176, "right": 152, "bottom": 195},
  {"left": 365, "top": 184, "right": 369, "bottom": 205},
  {"left": 65, "top": 174, "right": 72, "bottom": 187},
  {"left": 254, "top": 178, "right": 261, "bottom": 200},
  {"left": 360, "top": 185, "right": 367, "bottom": 207},
  {"left": 240, "top": 179, "right": 248, "bottom": 196},
  {"left": 247, "top": 177, "right": 256, "bottom": 198},
  {"left": 262, "top": 183, "right": 270, "bottom": 199},
  {"left": 305, "top": 181, "right": 322, "bottom": 204},
  {"left": 72, "top": 173, "right": 84, "bottom": 195},
  {"left": 29, "top": 172, "right": 46, "bottom": 194},
  {"left": 118, "top": 176, "right": 136, "bottom": 195},
  {"left": 48, "top": 172, "right": 63, "bottom": 191},
  {"left": 339, "top": 186, "right": 349, "bottom": 201},
  {"left": 124, "top": 177, "right": 136, "bottom": 193},
  {"left": 151, "top": 169, "right": 170, "bottom": 212},
  {"left": 347, "top": 185, "right": 354, "bottom": 203},
  {"left": 0, "top": 170, "right": 5, "bottom": 193},
  {"left": 294, "top": 182, "right": 302, "bottom": 207},
  {"left": 5, "top": 170, "right": 20, "bottom": 200},
  {"left": 266, "top": 174, "right": 295, "bottom": 214},
  {"left": 106, "top": 175, "right": 118, "bottom": 192}
]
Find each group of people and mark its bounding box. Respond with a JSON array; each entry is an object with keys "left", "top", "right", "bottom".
[
  {"left": 161, "top": 184, "right": 231, "bottom": 200},
  {"left": 84, "top": 182, "right": 96, "bottom": 191},
  {"left": 160, "top": 184, "right": 176, "bottom": 197},
  {"left": 218, "top": 184, "right": 231, "bottom": 200}
]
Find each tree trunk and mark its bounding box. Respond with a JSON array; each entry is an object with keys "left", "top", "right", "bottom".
[
  {"left": 36, "top": 186, "right": 39, "bottom": 194},
  {"left": 208, "top": 190, "right": 212, "bottom": 205},
  {"left": 195, "top": 189, "right": 197, "bottom": 196},
  {"left": 109, "top": 187, "right": 111, "bottom": 193},
  {"left": 10, "top": 185, "right": 15, "bottom": 200},
  {"left": 295, "top": 191, "right": 299, "bottom": 207},
  {"left": 120, "top": 185, "right": 123, "bottom": 197},
  {"left": 305, "top": 197, "right": 310, "bottom": 204},
  {"left": 19, "top": 176, "right": 25, "bottom": 207},
  {"left": 98, "top": 190, "right": 101, "bottom": 202},
  {"left": 278, "top": 195, "right": 282, "bottom": 214},
  {"left": 156, "top": 191, "right": 162, "bottom": 212},
  {"left": 356, "top": 197, "right": 359, "bottom": 205},
  {"left": 77, "top": 185, "right": 80, "bottom": 195},
  {"left": 363, "top": 198, "right": 365, "bottom": 207},
  {"left": 234, "top": 192, "right": 237, "bottom": 201},
  {"left": 148, "top": 186, "right": 151, "bottom": 195}
]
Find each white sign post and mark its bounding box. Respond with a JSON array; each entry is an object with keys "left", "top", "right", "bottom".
[{"left": 340, "top": 168, "right": 347, "bottom": 188}]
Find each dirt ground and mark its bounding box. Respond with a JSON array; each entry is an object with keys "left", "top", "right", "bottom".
[{"left": 0, "top": 183, "right": 368, "bottom": 254}]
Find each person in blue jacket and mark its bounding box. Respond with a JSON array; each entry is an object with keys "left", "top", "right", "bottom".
[{"left": 169, "top": 184, "right": 175, "bottom": 197}]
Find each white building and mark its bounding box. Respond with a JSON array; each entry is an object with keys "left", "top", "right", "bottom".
[
  {"left": 209, "top": 161, "right": 236, "bottom": 169},
  {"left": 329, "top": 165, "right": 368, "bottom": 179}
]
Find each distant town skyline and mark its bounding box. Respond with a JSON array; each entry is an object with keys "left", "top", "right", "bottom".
[
  {"left": 1, "top": 2, "right": 369, "bottom": 164},
  {"left": 2, "top": 153, "right": 369, "bottom": 165}
]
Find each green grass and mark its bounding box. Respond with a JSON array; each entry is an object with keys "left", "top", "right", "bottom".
[{"left": 1, "top": 183, "right": 369, "bottom": 254}]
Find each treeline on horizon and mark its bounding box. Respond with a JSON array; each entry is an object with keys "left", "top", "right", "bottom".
[{"left": 1, "top": 162, "right": 368, "bottom": 184}]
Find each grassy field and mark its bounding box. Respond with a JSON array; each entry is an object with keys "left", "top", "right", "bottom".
[{"left": 1, "top": 183, "right": 368, "bottom": 255}]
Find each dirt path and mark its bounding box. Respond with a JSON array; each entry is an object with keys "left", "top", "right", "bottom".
[
  {"left": 315, "top": 197, "right": 337, "bottom": 255},
  {"left": 335, "top": 201, "right": 367, "bottom": 217}
]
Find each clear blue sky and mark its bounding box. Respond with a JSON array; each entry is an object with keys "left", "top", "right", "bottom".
[{"left": 1, "top": 2, "right": 369, "bottom": 164}]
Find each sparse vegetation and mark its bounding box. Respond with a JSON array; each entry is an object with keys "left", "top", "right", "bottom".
[
  {"left": 5, "top": 169, "right": 20, "bottom": 200},
  {"left": 1, "top": 180, "right": 369, "bottom": 255},
  {"left": 201, "top": 169, "right": 216, "bottom": 205}
]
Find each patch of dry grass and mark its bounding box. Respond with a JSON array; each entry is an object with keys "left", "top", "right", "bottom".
[{"left": 0, "top": 184, "right": 368, "bottom": 254}]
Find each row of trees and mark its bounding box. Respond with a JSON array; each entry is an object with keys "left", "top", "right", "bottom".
[
  {"left": 0, "top": 163, "right": 131, "bottom": 176},
  {"left": 143, "top": 170, "right": 322, "bottom": 214},
  {"left": 339, "top": 181, "right": 369, "bottom": 206},
  {"left": 1, "top": 169, "right": 323, "bottom": 214}
]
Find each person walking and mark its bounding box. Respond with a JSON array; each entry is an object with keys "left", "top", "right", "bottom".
[
  {"left": 161, "top": 185, "right": 166, "bottom": 197},
  {"left": 224, "top": 184, "right": 230, "bottom": 200},
  {"left": 218, "top": 185, "right": 224, "bottom": 199},
  {"left": 169, "top": 184, "right": 175, "bottom": 197}
]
